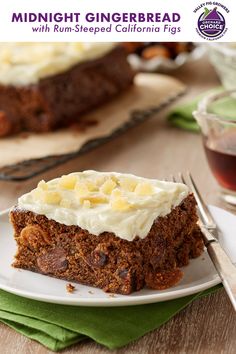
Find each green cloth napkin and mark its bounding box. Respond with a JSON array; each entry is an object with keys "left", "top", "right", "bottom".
[
  {"left": 0, "top": 285, "right": 222, "bottom": 351},
  {"left": 168, "top": 87, "right": 236, "bottom": 132},
  {"left": 168, "top": 94, "right": 202, "bottom": 132}
]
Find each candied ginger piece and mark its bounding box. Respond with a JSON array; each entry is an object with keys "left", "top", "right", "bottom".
[
  {"left": 111, "top": 188, "right": 122, "bottom": 198},
  {"left": 134, "top": 182, "right": 154, "bottom": 196},
  {"left": 80, "top": 195, "right": 108, "bottom": 205},
  {"left": 119, "top": 178, "right": 137, "bottom": 192},
  {"left": 111, "top": 197, "right": 132, "bottom": 211},
  {"left": 86, "top": 180, "right": 98, "bottom": 192},
  {"left": 43, "top": 191, "right": 61, "bottom": 205},
  {"left": 100, "top": 179, "right": 116, "bottom": 195},
  {"left": 75, "top": 183, "right": 89, "bottom": 197},
  {"left": 111, "top": 175, "right": 119, "bottom": 184},
  {"left": 37, "top": 180, "right": 48, "bottom": 190},
  {"left": 83, "top": 200, "right": 91, "bottom": 208},
  {"left": 60, "top": 198, "right": 72, "bottom": 208},
  {"left": 59, "top": 175, "right": 77, "bottom": 190},
  {"left": 95, "top": 176, "right": 106, "bottom": 187}
]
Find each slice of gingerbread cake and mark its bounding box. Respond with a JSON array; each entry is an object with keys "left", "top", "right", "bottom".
[{"left": 10, "top": 171, "right": 204, "bottom": 294}]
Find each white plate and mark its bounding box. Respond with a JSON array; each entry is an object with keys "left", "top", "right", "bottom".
[{"left": 0, "top": 206, "right": 235, "bottom": 307}]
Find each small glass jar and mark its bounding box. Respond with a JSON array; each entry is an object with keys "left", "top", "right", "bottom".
[{"left": 193, "top": 90, "right": 236, "bottom": 205}]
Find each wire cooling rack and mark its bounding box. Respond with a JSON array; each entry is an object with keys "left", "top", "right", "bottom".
[{"left": 0, "top": 91, "right": 184, "bottom": 182}]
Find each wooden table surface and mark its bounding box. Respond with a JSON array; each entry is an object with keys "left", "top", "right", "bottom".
[{"left": 0, "top": 56, "right": 236, "bottom": 354}]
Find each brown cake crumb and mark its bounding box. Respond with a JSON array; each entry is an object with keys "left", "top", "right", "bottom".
[{"left": 66, "top": 283, "right": 75, "bottom": 293}]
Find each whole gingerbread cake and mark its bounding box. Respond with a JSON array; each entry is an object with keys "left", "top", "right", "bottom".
[{"left": 10, "top": 171, "right": 204, "bottom": 294}]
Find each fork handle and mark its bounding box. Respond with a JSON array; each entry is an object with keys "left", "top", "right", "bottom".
[{"left": 207, "top": 241, "right": 236, "bottom": 311}]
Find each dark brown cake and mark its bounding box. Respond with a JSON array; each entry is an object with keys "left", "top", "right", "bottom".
[
  {"left": 10, "top": 194, "right": 204, "bottom": 295},
  {"left": 0, "top": 46, "right": 134, "bottom": 137}
]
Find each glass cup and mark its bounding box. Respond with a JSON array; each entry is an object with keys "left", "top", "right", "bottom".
[{"left": 193, "top": 90, "right": 236, "bottom": 205}]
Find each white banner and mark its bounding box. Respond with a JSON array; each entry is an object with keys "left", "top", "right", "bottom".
[{"left": 0, "top": 0, "right": 234, "bottom": 41}]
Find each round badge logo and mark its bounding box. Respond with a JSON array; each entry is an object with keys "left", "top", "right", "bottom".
[
  {"left": 198, "top": 7, "right": 225, "bottom": 38},
  {"left": 195, "top": 4, "right": 228, "bottom": 40}
]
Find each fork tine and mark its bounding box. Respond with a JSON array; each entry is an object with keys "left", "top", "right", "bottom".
[
  {"left": 169, "top": 173, "right": 184, "bottom": 183},
  {"left": 177, "top": 172, "right": 185, "bottom": 184},
  {"left": 179, "top": 172, "right": 187, "bottom": 185},
  {"left": 173, "top": 172, "right": 185, "bottom": 184},
  {"left": 186, "top": 172, "right": 216, "bottom": 228},
  {"left": 169, "top": 174, "right": 176, "bottom": 183},
  {"left": 172, "top": 173, "right": 184, "bottom": 183}
]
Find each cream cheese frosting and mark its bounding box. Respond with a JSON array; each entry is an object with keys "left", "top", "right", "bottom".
[
  {"left": 0, "top": 42, "right": 115, "bottom": 86},
  {"left": 18, "top": 171, "right": 189, "bottom": 241}
]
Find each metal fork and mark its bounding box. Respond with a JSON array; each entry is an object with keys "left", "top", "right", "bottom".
[{"left": 171, "top": 172, "right": 236, "bottom": 311}]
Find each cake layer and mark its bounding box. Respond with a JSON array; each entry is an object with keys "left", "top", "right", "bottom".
[
  {"left": 0, "top": 46, "right": 134, "bottom": 137},
  {"left": 18, "top": 171, "right": 189, "bottom": 241},
  {"left": 10, "top": 194, "right": 204, "bottom": 294}
]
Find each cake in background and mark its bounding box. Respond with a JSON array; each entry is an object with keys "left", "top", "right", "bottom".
[{"left": 0, "top": 43, "right": 134, "bottom": 137}]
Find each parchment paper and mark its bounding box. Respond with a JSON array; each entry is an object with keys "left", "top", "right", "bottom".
[{"left": 0, "top": 73, "right": 185, "bottom": 168}]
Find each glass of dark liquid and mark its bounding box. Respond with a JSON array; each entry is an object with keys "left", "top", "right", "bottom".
[{"left": 194, "top": 90, "right": 236, "bottom": 205}]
